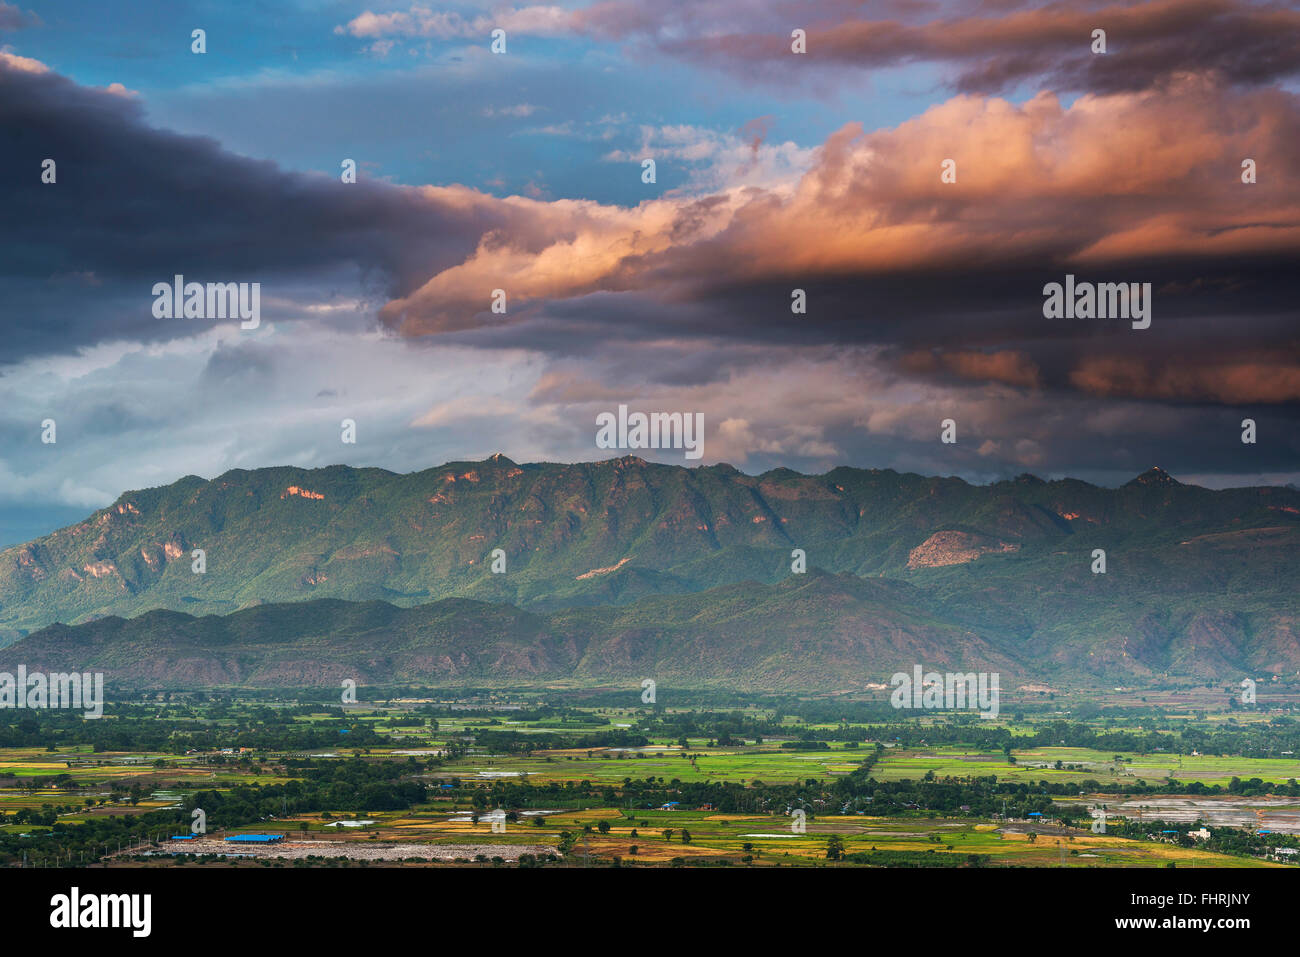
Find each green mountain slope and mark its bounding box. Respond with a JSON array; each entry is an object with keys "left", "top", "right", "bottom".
[
  {"left": 0, "top": 572, "right": 1017, "bottom": 690},
  {"left": 1, "top": 458, "right": 1296, "bottom": 682},
  {"left": 3, "top": 565, "right": 1295, "bottom": 689}
]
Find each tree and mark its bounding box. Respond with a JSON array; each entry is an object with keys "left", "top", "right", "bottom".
[
  {"left": 826, "top": 835, "right": 845, "bottom": 861},
  {"left": 597, "top": 820, "right": 610, "bottom": 834},
  {"left": 662, "top": 829, "right": 674, "bottom": 841},
  {"left": 680, "top": 829, "right": 691, "bottom": 844}
]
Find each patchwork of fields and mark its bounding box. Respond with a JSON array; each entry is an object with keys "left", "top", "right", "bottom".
[{"left": 2, "top": 692, "right": 1297, "bottom": 868}]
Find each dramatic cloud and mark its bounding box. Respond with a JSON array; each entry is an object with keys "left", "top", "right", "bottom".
[
  {"left": 4, "top": 1, "right": 1298, "bottom": 527},
  {"left": 342, "top": 0, "right": 1300, "bottom": 93},
  {"left": 572, "top": 0, "right": 1300, "bottom": 93},
  {"left": 1070, "top": 355, "right": 1300, "bottom": 403},
  {"left": 377, "top": 76, "right": 1300, "bottom": 410},
  {"left": 13, "top": 42, "right": 1292, "bottom": 409},
  {"left": 0, "top": 53, "right": 532, "bottom": 363}
]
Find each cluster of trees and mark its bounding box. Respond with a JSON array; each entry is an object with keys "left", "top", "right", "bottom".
[
  {"left": 0, "top": 705, "right": 392, "bottom": 753},
  {"left": 642, "top": 710, "right": 785, "bottom": 741},
  {"left": 864, "top": 717, "right": 1300, "bottom": 760},
  {"left": 845, "top": 776, "right": 1055, "bottom": 818},
  {"left": 467, "top": 729, "right": 647, "bottom": 755}
]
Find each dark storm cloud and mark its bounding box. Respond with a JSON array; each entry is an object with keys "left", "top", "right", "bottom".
[
  {"left": 573, "top": 0, "right": 1300, "bottom": 95},
  {"left": 692, "top": 257, "right": 1300, "bottom": 391},
  {"left": 0, "top": 55, "right": 525, "bottom": 364},
  {"left": 808, "top": 0, "right": 1300, "bottom": 95}
]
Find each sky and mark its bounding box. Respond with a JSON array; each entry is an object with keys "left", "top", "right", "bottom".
[{"left": 2, "top": 0, "right": 1298, "bottom": 545}]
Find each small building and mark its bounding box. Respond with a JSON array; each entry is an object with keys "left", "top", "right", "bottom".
[{"left": 1189, "top": 828, "right": 1211, "bottom": 841}]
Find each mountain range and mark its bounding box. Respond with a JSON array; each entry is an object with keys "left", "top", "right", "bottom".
[{"left": 1, "top": 456, "right": 1296, "bottom": 688}]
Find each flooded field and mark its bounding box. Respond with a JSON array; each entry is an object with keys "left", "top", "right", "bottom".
[{"left": 1111, "top": 797, "right": 1300, "bottom": 833}]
